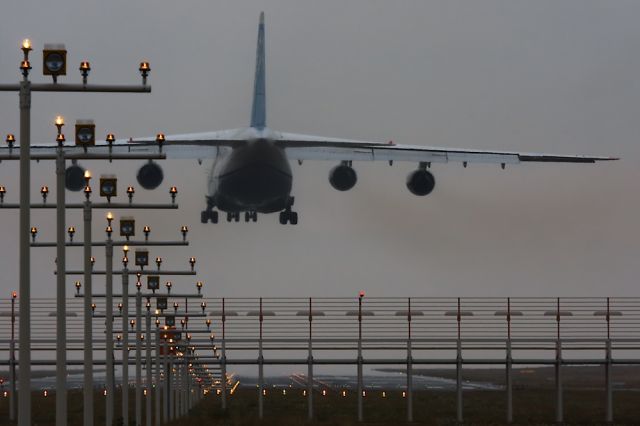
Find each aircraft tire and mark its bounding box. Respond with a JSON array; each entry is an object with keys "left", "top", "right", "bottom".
[
  {"left": 211, "top": 211, "right": 219, "bottom": 224},
  {"left": 290, "top": 212, "right": 298, "bottom": 225},
  {"left": 200, "top": 211, "right": 208, "bottom": 224},
  {"left": 279, "top": 212, "right": 287, "bottom": 225}
]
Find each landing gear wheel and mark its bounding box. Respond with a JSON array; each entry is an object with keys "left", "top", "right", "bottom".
[
  {"left": 252, "top": 212, "right": 258, "bottom": 222},
  {"left": 226, "top": 212, "right": 233, "bottom": 222},
  {"left": 279, "top": 212, "right": 287, "bottom": 225},
  {"left": 202, "top": 209, "right": 219, "bottom": 224},
  {"left": 201, "top": 211, "right": 208, "bottom": 224},
  {"left": 211, "top": 211, "right": 219, "bottom": 224},
  {"left": 290, "top": 212, "right": 298, "bottom": 225}
]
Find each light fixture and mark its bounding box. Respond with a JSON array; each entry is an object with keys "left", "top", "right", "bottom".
[
  {"left": 12, "top": 291, "right": 17, "bottom": 300},
  {"left": 90, "top": 256, "right": 96, "bottom": 269},
  {"left": 5, "top": 134, "right": 14, "bottom": 152},
  {"left": 155, "top": 132, "right": 165, "bottom": 151},
  {"left": 139, "top": 61, "right": 150, "bottom": 85},
  {"left": 40, "top": 186, "right": 49, "bottom": 203},
  {"left": 99, "top": 175, "right": 117, "bottom": 201},
  {"left": 21, "top": 39, "right": 32, "bottom": 59},
  {"left": 75, "top": 119, "right": 95, "bottom": 148},
  {"left": 156, "top": 257, "right": 162, "bottom": 271},
  {"left": 170, "top": 186, "right": 178, "bottom": 204},
  {"left": 165, "top": 315, "right": 175, "bottom": 327},
  {"left": 205, "top": 319, "right": 211, "bottom": 330},
  {"left": 75, "top": 281, "right": 82, "bottom": 295},
  {"left": 189, "top": 256, "right": 196, "bottom": 271},
  {"left": 0, "top": 186, "right": 5, "bottom": 204},
  {"left": 67, "top": 226, "right": 75, "bottom": 242},
  {"left": 53, "top": 115, "right": 66, "bottom": 145},
  {"left": 136, "top": 281, "right": 142, "bottom": 292},
  {"left": 119, "top": 217, "right": 135, "bottom": 240},
  {"left": 91, "top": 303, "right": 96, "bottom": 315},
  {"left": 201, "top": 301, "right": 207, "bottom": 313},
  {"left": 147, "top": 275, "right": 160, "bottom": 292},
  {"left": 157, "top": 297, "right": 168, "bottom": 311},
  {"left": 145, "top": 301, "right": 151, "bottom": 311},
  {"left": 135, "top": 250, "right": 149, "bottom": 269},
  {"left": 43, "top": 43, "right": 67, "bottom": 83},
  {"left": 79, "top": 61, "right": 91, "bottom": 85},
  {"left": 20, "top": 60, "right": 31, "bottom": 78},
  {"left": 143, "top": 226, "right": 150, "bottom": 241},
  {"left": 196, "top": 281, "right": 203, "bottom": 294},
  {"left": 173, "top": 302, "right": 178, "bottom": 312},
  {"left": 30, "top": 226, "right": 37, "bottom": 242},
  {"left": 105, "top": 225, "right": 113, "bottom": 237},
  {"left": 126, "top": 186, "right": 135, "bottom": 203},
  {"left": 84, "top": 184, "right": 92, "bottom": 200},
  {"left": 118, "top": 303, "right": 123, "bottom": 313},
  {"left": 130, "top": 319, "right": 135, "bottom": 329}
]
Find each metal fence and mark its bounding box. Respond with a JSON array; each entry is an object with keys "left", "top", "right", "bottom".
[{"left": 0, "top": 296, "right": 637, "bottom": 423}]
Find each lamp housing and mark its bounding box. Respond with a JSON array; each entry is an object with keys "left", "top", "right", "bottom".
[
  {"left": 134, "top": 249, "right": 149, "bottom": 267},
  {"left": 119, "top": 217, "right": 135, "bottom": 238},
  {"left": 99, "top": 175, "right": 117, "bottom": 199},
  {"left": 42, "top": 44, "right": 67, "bottom": 79},
  {"left": 75, "top": 120, "right": 95, "bottom": 147}
]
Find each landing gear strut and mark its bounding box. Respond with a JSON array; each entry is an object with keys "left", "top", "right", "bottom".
[
  {"left": 245, "top": 211, "right": 258, "bottom": 222},
  {"left": 226, "top": 212, "right": 241, "bottom": 222},
  {"left": 279, "top": 197, "right": 298, "bottom": 225},
  {"left": 201, "top": 197, "right": 219, "bottom": 224}
]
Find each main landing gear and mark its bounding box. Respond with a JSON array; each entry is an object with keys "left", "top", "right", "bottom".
[
  {"left": 279, "top": 197, "right": 298, "bottom": 225},
  {"left": 201, "top": 197, "right": 219, "bottom": 224},
  {"left": 225, "top": 211, "right": 257, "bottom": 222},
  {"left": 200, "top": 209, "right": 219, "bottom": 224}
]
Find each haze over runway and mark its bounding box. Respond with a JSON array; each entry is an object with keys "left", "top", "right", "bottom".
[{"left": 0, "top": 1, "right": 637, "bottom": 299}]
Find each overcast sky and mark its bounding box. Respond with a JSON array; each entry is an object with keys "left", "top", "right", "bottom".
[{"left": 0, "top": 0, "right": 638, "bottom": 301}]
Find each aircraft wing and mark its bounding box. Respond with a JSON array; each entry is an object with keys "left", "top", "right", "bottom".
[{"left": 274, "top": 131, "right": 618, "bottom": 165}]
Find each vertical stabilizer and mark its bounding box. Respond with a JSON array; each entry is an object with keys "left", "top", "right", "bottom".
[{"left": 250, "top": 12, "right": 266, "bottom": 129}]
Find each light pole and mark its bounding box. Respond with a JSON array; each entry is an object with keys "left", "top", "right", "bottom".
[
  {"left": 0, "top": 38, "right": 151, "bottom": 426},
  {"left": 54, "top": 116, "right": 67, "bottom": 426},
  {"left": 105, "top": 212, "right": 115, "bottom": 426},
  {"left": 83, "top": 170, "right": 94, "bottom": 426}
]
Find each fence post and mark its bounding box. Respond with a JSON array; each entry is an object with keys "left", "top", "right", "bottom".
[
  {"left": 456, "top": 298, "right": 463, "bottom": 424},
  {"left": 605, "top": 298, "right": 613, "bottom": 423},
  {"left": 258, "top": 297, "right": 264, "bottom": 420},
  {"left": 506, "top": 297, "right": 513, "bottom": 424},
  {"left": 221, "top": 298, "right": 227, "bottom": 411},
  {"left": 407, "top": 297, "right": 413, "bottom": 423},
  {"left": 357, "top": 294, "right": 364, "bottom": 422},
  {"left": 307, "top": 297, "right": 314, "bottom": 421},
  {"left": 555, "top": 298, "right": 563, "bottom": 424}
]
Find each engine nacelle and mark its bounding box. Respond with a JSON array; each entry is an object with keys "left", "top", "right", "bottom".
[
  {"left": 136, "top": 161, "right": 164, "bottom": 190},
  {"left": 329, "top": 164, "right": 357, "bottom": 191},
  {"left": 65, "top": 164, "right": 85, "bottom": 192},
  {"left": 406, "top": 169, "right": 435, "bottom": 196}
]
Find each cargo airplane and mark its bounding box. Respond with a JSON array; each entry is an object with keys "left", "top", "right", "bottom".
[{"left": 21, "top": 13, "right": 617, "bottom": 225}]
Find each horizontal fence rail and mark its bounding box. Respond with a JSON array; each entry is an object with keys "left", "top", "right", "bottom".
[{"left": 0, "top": 296, "right": 637, "bottom": 424}]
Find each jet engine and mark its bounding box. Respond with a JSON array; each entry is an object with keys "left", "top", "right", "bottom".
[
  {"left": 329, "top": 163, "right": 357, "bottom": 191},
  {"left": 136, "top": 161, "right": 164, "bottom": 190},
  {"left": 406, "top": 169, "right": 435, "bottom": 196},
  {"left": 65, "top": 164, "right": 85, "bottom": 192}
]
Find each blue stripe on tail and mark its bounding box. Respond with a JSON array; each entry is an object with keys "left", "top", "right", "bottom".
[{"left": 250, "top": 12, "right": 266, "bottom": 130}]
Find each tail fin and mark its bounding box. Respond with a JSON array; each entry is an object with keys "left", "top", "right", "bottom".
[{"left": 250, "top": 12, "right": 266, "bottom": 129}]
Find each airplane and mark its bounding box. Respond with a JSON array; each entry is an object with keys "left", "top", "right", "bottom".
[{"left": 20, "top": 12, "right": 617, "bottom": 225}]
